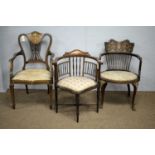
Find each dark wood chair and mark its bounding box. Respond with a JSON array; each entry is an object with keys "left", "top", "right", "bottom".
[
  {"left": 99, "top": 39, "right": 142, "bottom": 110},
  {"left": 9, "top": 31, "right": 54, "bottom": 109},
  {"left": 53, "top": 49, "right": 101, "bottom": 122}
]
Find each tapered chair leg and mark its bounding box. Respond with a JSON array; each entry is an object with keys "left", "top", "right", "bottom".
[
  {"left": 101, "top": 82, "right": 107, "bottom": 108},
  {"left": 25, "top": 85, "right": 29, "bottom": 94},
  {"left": 55, "top": 86, "right": 58, "bottom": 113},
  {"left": 10, "top": 84, "right": 15, "bottom": 109},
  {"left": 127, "top": 84, "right": 130, "bottom": 97},
  {"left": 75, "top": 94, "right": 80, "bottom": 123},
  {"left": 131, "top": 83, "right": 137, "bottom": 111},
  {"left": 47, "top": 85, "right": 50, "bottom": 94},
  {"left": 97, "top": 83, "right": 100, "bottom": 113},
  {"left": 49, "top": 84, "right": 53, "bottom": 109}
]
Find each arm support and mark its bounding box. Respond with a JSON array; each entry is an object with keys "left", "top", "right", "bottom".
[{"left": 9, "top": 51, "right": 25, "bottom": 79}]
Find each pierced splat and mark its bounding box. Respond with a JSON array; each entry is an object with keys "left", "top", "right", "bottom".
[
  {"left": 27, "top": 31, "right": 43, "bottom": 63},
  {"left": 18, "top": 31, "right": 52, "bottom": 69}
]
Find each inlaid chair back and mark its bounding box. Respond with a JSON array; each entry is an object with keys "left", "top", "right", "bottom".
[
  {"left": 105, "top": 39, "right": 134, "bottom": 53},
  {"left": 55, "top": 49, "right": 99, "bottom": 81},
  {"left": 18, "top": 31, "right": 52, "bottom": 70},
  {"left": 9, "top": 31, "right": 54, "bottom": 109},
  {"left": 101, "top": 39, "right": 135, "bottom": 73},
  {"left": 99, "top": 39, "right": 142, "bottom": 111}
]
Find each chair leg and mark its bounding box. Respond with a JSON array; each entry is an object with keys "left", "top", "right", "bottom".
[
  {"left": 75, "top": 94, "right": 80, "bottom": 123},
  {"left": 101, "top": 83, "right": 107, "bottom": 108},
  {"left": 25, "top": 85, "right": 29, "bottom": 94},
  {"left": 97, "top": 83, "right": 100, "bottom": 113},
  {"left": 10, "top": 84, "right": 15, "bottom": 109},
  {"left": 47, "top": 85, "right": 50, "bottom": 94},
  {"left": 127, "top": 84, "right": 130, "bottom": 97},
  {"left": 131, "top": 83, "right": 137, "bottom": 111},
  {"left": 49, "top": 84, "right": 53, "bottom": 109},
  {"left": 55, "top": 86, "right": 58, "bottom": 113}
]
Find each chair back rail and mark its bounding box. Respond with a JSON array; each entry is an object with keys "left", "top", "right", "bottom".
[{"left": 54, "top": 49, "right": 99, "bottom": 81}]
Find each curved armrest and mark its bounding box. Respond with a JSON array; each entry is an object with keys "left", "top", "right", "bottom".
[
  {"left": 9, "top": 51, "right": 25, "bottom": 79},
  {"left": 131, "top": 53, "right": 142, "bottom": 81},
  {"left": 47, "top": 51, "right": 55, "bottom": 76}
]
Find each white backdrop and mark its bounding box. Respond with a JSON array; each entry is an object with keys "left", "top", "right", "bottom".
[{"left": 0, "top": 26, "right": 155, "bottom": 92}]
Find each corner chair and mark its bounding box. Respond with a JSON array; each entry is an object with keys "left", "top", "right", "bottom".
[{"left": 53, "top": 49, "right": 101, "bottom": 122}]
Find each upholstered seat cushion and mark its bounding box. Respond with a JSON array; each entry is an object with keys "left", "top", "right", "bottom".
[
  {"left": 57, "top": 76, "right": 97, "bottom": 93},
  {"left": 100, "top": 71, "right": 138, "bottom": 83},
  {"left": 12, "top": 69, "right": 51, "bottom": 83}
]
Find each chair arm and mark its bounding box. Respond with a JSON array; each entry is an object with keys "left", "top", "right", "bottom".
[
  {"left": 132, "top": 53, "right": 142, "bottom": 81},
  {"left": 51, "top": 58, "right": 58, "bottom": 84},
  {"left": 46, "top": 51, "right": 55, "bottom": 78},
  {"left": 9, "top": 51, "right": 25, "bottom": 78}
]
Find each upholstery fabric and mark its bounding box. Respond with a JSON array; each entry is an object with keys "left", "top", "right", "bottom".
[
  {"left": 12, "top": 69, "right": 51, "bottom": 82},
  {"left": 100, "top": 71, "right": 138, "bottom": 82},
  {"left": 58, "top": 76, "right": 97, "bottom": 93}
]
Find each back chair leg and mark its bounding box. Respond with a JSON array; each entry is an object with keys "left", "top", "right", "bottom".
[
  {"left": 49, "top": 84, "right": 53, "bottom": 109},
  {"left": 55, "top": 86, "right": 58, "bottom": 113},
  {"left": 131, "top": 83, "right": 137, "bottom": 111},
  {"left": 97, "top": 83, "right": 100, "bottom": 113},
  {"left": 47, "top": 85, "right": 50, "bottom": 94},
  {"left": 101, "top": 83, "right": 107, "bottom": 108},
  {"left": 25, "top": 85, "right": 29, "bottom": 94},
  {"left": 10, "top": 84, "right": 15, "bottom": 109},
  {"left": 75, "top": 94, "right": 80, "bottom": 123},
  {"left": 127, "top": 84, "right": 130, "bottom": 97}
]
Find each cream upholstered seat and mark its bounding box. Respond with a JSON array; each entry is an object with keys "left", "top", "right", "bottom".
[
  {"left": 57, "top": 76, "right": 97, "bottom": 93},
  {"left": 100, "top": 71, "right": 138, "bottom": 83},
  {"left": 13, "top": 69, "right": 51, "bottom": 83}
]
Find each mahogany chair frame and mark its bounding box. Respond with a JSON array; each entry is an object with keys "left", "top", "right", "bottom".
[
  {"left": 99, "top": 39, "right": 142, "bottom": 110},
  {"left": 53, "top": 49, "right": 101, "bottom": 122},
  {"left": 9, "top": 31, "right": 54, "bottom": 109}
]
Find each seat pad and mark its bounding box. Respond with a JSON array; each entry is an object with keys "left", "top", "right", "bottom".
[
  {"left": 100, "top": 71, "right": 138, "bottom": 83},
  {"left": 58, "top": 76, "right": 97, "bottom": 93},
  {"left": 12, "top": 69, "right": 51, "bottom": 83}
]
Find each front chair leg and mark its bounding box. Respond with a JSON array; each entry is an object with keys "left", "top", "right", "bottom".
[
  {"left": 25, "top": 85, "right": 29, "bottom": 94},
  {"left": 131, "top": 83, "right": 137, "bottom": 111},
  {"left": 10, "top": 84, "right": 15, "bottom": 109},
  {"left": 49, "top": 84, "right": 53, "bottom": 109},
  {"left": 97, "top": 83, "right": 100, "bottom": 113},
  {"left": 55, "top": 86, "right": 58, "bottom": 113},
  {"left": 127, "top": 84, "right": 130, "bottom": 97},
  {"left": 75, "top": 94, "right": 80, "bottom": 123},
  {"left": 101, "top": 82, "right": 107, "bottom": 108}
]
